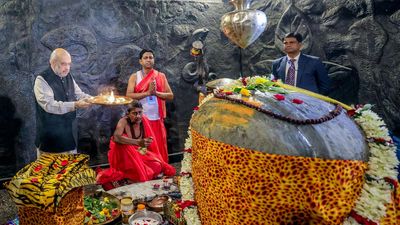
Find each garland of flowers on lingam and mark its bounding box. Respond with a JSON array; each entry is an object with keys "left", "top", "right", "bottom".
[
  {"left": 343, "top": 104, "right": 399, "bottom": 225},
  {"left": 178, "top": 93, "right": 214, "bottom": 225},
  {"left": 179, "top": 76, "right": 399, "bottom": 225}
]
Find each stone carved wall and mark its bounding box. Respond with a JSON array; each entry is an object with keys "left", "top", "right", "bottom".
[{"left": 0, "top": 0, "right": 399, "bottom": 178}]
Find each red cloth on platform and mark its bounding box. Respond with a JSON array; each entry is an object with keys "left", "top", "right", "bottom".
[
  {"left": 134, "top": 69, "right": 169, "bottom": 162},
  {"left": 97, "top": 116, "right": 175, "bottom": 185}
]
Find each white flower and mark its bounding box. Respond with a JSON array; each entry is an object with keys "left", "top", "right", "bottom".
[
  {"left": 343, "top": 217, "right": 361, "bottom": 225},
  {"left": 184, "top": 136, "right": 193, "bottom": 150},
  {"left": 366, "top": 143, "right": 399, "bottom": 179},
  {"left": 181, "top": 152, "right": 193, "bottom": 173},
  {"left": 354, "top": 110, "right": 389, "bottom": 139},
  {"left": 352, "top": 180, "right": 392, "bottom": 221},
  {"left": 180, "top": 176, "right": 195, "bottom": 201},
  {"left": 355, "top": 104, "right": 372, "bottom": 113},
  {"left": 184, "top": 207, "right": 202, "bottom": 225}
]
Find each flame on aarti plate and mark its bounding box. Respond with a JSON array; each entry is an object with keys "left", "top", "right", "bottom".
[
  {"left": 107, "top": 91, "right": 116, "bottom": 103},
  {"left": 89, "top": 91, "right": 133, "bottom": 105}
]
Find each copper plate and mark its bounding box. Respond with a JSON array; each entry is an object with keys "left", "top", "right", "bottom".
[
  {"left": 147, "top": 195, "right": 171, "bottom": 212},
  {"left": 89, "top": 95, "right": 133, "bottom": 106}
]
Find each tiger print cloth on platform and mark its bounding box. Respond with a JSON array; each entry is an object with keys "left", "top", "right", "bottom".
[{"left": 5, "top": 153, "right": 96, "bottom": 212}]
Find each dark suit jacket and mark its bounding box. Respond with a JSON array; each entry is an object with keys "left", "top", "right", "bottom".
[{"left": 271, "top": 53, "right": 331, "bottom": 95}]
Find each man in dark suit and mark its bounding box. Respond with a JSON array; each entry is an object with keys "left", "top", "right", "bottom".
[{"left": 271, "top": 32, "right": 331, "bottom": 95}]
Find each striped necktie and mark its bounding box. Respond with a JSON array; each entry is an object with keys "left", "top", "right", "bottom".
[{"left": 285, "top": 58, "right": 296, "bottom": 86}]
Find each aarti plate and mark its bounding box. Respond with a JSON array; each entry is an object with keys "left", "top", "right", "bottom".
[{"left": 88, "top": 95, "right": 133, "bottom": 106}]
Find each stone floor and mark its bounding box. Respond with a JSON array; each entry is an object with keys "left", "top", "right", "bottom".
[{"left": 0, "top": 162, "right": 181, "bottom": 224}]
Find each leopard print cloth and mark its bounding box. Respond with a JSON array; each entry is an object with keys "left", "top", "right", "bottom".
[
  {"left": 191, "top": 129, "right": 400, "bottom": 224},
  {"left": 18, "top": 187, "right": 84, "bottom": 225}
]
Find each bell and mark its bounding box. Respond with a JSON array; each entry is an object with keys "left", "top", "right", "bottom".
[{"left": 221, "top": 0, "right": 267, "bottom": 49}]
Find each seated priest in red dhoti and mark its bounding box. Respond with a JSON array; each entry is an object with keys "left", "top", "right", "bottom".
[{"left": 97, "top": 101, "right": 175, "bottom": 186}]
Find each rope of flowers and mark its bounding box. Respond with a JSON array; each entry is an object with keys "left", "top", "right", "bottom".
[
  {"left": 180, "top": 90, "right": 399, "bottom": 225},
  {"left": 178, "top": 94, "right": 214, "bottom": 225},
  {"left": 343, "top": 104, "right": 399, "bottom": 225},
  {"left": 214, "top": 92, "right": 343, "bottom": 125}
]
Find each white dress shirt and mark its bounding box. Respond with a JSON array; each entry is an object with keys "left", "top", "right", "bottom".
[
  {"left": 34, "top": 75, "right": 91, "bottom": 115},
  {"left": 285, "top": 54, "right": 300, "bottom": 86}
]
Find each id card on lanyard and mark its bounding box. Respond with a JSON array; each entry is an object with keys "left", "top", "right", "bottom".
[
  {"left": 147, "top": 95, "right": 157, "bottom": 105},
  {"left": 147, "top": 74, "right": 157, "bottom": 105},
  {"left": 142, "top": 69, "right": 157, "bottom": 105}
]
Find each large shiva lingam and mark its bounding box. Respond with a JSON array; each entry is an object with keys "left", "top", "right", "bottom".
[
  {"left": 220, "top": 0, "right": 267, "bottom": 48},
  {"left": 183, "top": 77, "right": 399, "bottom": 224}
]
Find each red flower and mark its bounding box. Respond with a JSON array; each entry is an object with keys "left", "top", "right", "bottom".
[
  {"left": 347, "top": 109, "right": 356, "bottom": 117},
  {"left": 59, "top": 169, "right": 66, "bottom": 174},
  {"left": 34, "top": 165, "right": 43, "bottom": 172},
  {"left": 292, "top": 98, "right": 303, "bottom": 104},
  {"left": 176, "top": 200, "right": 197, "bottom": 209},
  {"left": 180, "top": 172, "right": 192, "bottom": 177},
  {"left": 111, "top": 209, "right": 119, "bottom": 217},
  {"left": 61, "top": 160, "right": 68, "bottom": 166},
  {"left": 193, "top": 106, "right": 199, "bottom": 111},
  {"left": 53, "top": 163, "right": 59, "bottom": 169},
  {"left": 56, "top": 174, "right": 63, "bottom": 180},
  {"left": 373, "top": 137, "right": 390, "bottom": 144},
  {"left": 31, "top": 178, "right": 39, "bottom": 183},
  {"left": 384, "top": 177, "right": 399, "bottom": 189},
  {"left": 175, "top": 210, "right": 181, "bottom": 218},
  {"left": 273, "top": 94, "right": 285, "bottom": 101},
  {"left": 241, "top": 77, "right": 247, "bottom": 86},
  {"left": 349, "top": 210, "right": 378, "bottom": 225}
]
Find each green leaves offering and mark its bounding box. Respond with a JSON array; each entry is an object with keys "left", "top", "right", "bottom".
[
  {"left": 267, "top": 86, "right": 288, "bottom": 94},
  {"left": 84, "top": 195, "right": 119, "bottom": 224},
  {"left": 232, "top": 76, "right": 288, "bottom": 95}
]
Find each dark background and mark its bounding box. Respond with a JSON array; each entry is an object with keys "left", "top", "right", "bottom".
[{"left": 0, "top": 0, "right": 399, "bottom": 179}]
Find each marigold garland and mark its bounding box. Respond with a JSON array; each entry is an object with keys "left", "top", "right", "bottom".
[{"left": 179, "top": 77, "right": 399, "bottom": 225}]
